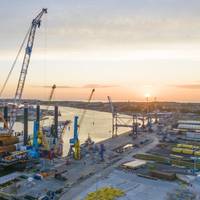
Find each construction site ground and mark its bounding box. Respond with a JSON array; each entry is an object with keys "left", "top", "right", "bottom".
[
  {"left": 59, "top": 131, "right": 159, "bottom": 199},
  {"left": 60, "top": 124, "right": 200, "bottom": 200},
  {"left": 0, "top": 129, "right": 158, "bottom": 199},
  {"left": 3, "top": 123, "right": 198, "bottom": 200}
]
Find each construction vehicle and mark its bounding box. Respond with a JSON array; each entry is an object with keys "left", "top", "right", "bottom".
[
  {"left": 4, "top": 8, "right": 48, "bottom": 149},
  {"left": 69, "top": 89, "right": 95, "bottom": 160},
  {"left": 0, "top": 9, "right": 47, "bottom": 156},
  {"left": 0, "top": 8, "right": 47, "bottom": 131}
]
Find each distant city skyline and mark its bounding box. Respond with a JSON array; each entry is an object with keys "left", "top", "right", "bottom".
[{"left": 1, "top": 0, "right": 200, "bottom": 102}]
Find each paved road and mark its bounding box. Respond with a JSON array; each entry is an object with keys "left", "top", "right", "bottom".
[{"left": 60, "top": 133, "right": 159, "bottom": 200}]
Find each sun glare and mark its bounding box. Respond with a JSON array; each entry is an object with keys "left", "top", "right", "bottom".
[{"left": 145, "top": 93, "right": 151, "bottom": 98}]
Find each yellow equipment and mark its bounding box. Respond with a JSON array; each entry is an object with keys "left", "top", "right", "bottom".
[
  {"left": 194, "top": 151, "right": 200, "bottom": 156},
  {"left": 172, "top": 147, "right": 183, "bottom": 154},
  {"left": 33, "top": 84, "right": 56, "bottom": 150},
  {"left": 74, "top": 139, "right": 80, "bottom": 160},
  {"left": 42, "top": 85, "right": 56, "bottom": 145},
  {"left": 172, "top": 147, "right": 194, "bottom": 155},
  {"left": 84, "top": 187, "right": 125, "bottom": 200},
  {"left": 177, "top": 144, "right": 194, "bottom": 149},
  {"left": 182, "top": 149, "right": 193, "bottom": 155}
]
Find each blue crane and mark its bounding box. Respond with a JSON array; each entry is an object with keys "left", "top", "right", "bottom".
[
  {"left": 69, "top": 89, "right": 95, "bottom": 160},
  {"left": 69, "top": 116, "right": 80, "bottom": 160},
  {"left": 9, "top": 8, "right": 47, "bottom": 130}
]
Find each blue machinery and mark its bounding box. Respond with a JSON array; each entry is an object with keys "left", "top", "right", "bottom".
[
  {"left": 31, "top": 115, "right": 106, "bottom": 161},
  {"left": 69, "top": 115, "right": 105, "bottom": 161},
  {"left": 27, "top": 120, "right": 39, "bottom": 159},
  {"left": 70, "top": 116, "right": 80, "bottom": 160},
  {"left": 69, "top": 89, "right": 95, "bottom": 160},
  {"left": 31, "top": 115, "right": 81, "bottom": 160},
  {"left": 33, "top": 121, "right": 39, "bottom": 149},
  {"left": 70, "top": 116, "right": 79, "bottom": 145},
  {"left": 15, "top": 8, "right": 47, "bottom": 102},
  {"left": 9, "top": 8, "right": 47, "bottom": 130},
  {"left": 0, "top": 8, "right": 47, "bottom": 132}
]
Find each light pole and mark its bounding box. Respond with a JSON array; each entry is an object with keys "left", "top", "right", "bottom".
[
  {"left": 192, "top": 150, "right": 198, "bottom": 176},
  {"left": 154, "top": 97, "right": 158, "bottom": 124},
  {"left": 146, "top": 95, "right": 151, "bottom": 130}
]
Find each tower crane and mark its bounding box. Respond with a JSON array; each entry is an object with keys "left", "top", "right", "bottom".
[{"left": 9, "top": 8, "right": 47, "bottom": 131}]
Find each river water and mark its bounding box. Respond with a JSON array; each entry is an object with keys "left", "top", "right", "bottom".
[{"left": 13, "top": 106, "right": 131, "bottom": 156}]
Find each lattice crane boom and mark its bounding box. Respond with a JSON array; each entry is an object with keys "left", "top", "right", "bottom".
[
  {"left": 78, "top": 88, "right": 95, "bottom": 128},
  {"left": 15, "top": 8, "right": 47, "bottom": 103},
  {"left": 10, "top": 8, "right": 47, "bottom": 130},
  {"left": 107, "top": 96, "right": 115, "bottom": 117}
]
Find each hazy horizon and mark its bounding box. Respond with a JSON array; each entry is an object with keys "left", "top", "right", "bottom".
[{"left": 1, "top": 0, "right": 200, "bottom": 102}]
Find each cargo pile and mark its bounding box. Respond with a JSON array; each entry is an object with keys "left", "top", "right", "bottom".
[
  {"left": 172, "top": 143, "right": 200, "bottom": 156},
  {"left": 0, "top": 151, "right": 29, "bottom": 167},
  {"left": 150, "top": 170, "right": 176, "bottom": 181},
  {"left": 135, "top": 153, "right": 200, "bottom": 169},
  {"left": 167, "top": 188, "right": 196, "bottom": 200},
  {"left": 84, "top": 187, "right": 125, "bottom": 200},
  {"left": 0, "top": 135, "right": 19, "bottom": 154}
]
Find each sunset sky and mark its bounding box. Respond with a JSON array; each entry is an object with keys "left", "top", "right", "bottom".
[{"left": 1, "top": 0, "right": 200, "bottom": 102}]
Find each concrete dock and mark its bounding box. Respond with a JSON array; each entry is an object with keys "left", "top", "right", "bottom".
[{"left": 60, "top": 131, "right": 159, "bottom": 199}]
